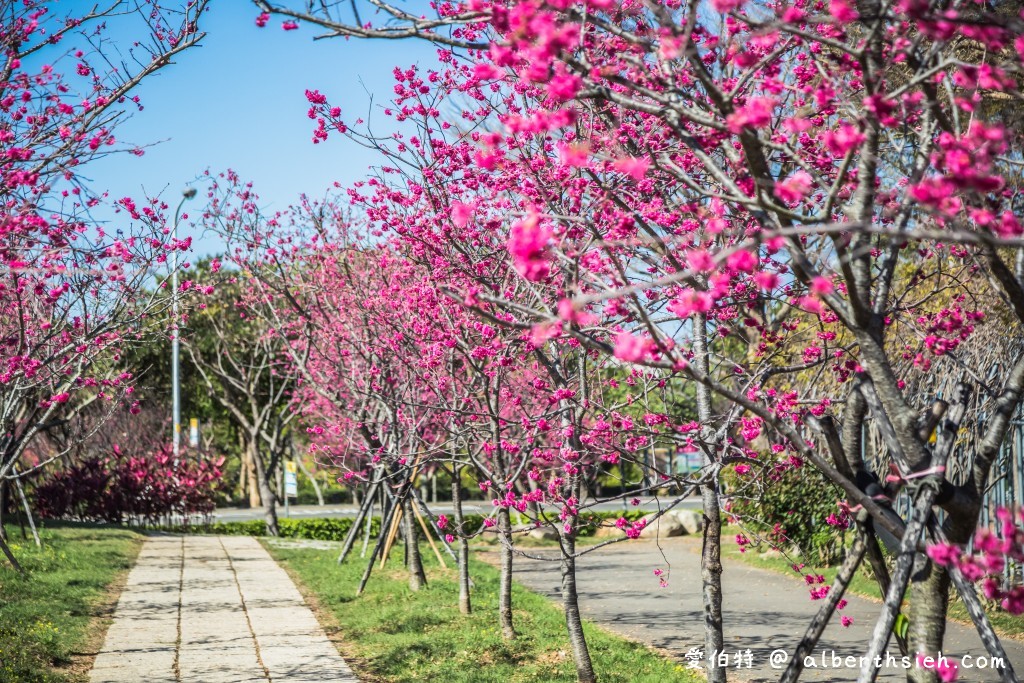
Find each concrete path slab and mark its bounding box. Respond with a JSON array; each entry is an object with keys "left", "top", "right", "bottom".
[
  {"left": 504, "top": 536, "right": 1024, "bottom": 682},
  {"left": 90, "top": 535, "right": 358, "bottom": 683}
]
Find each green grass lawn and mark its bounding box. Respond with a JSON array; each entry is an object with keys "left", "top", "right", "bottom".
[
  {"left": 721, "top": 526, "right": 1024, "bottom": 640},
  {"left": 265, "top": 539, "right": 699, "bottom": 683},
  {"left": 0, "top": 525, "right": 143, "bottom": 683}
]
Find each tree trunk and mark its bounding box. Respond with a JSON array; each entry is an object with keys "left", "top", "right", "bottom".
[
  {"left": 908, "top": 513, "right": 975, "bottom": 683},
  {"left": 403, "top": 497, "right": 427, "bottom": 591},
  {"left": 561, "top": 514, "right": 597, "bottom": 682},
  {"left": 249, "top": 440, "right": 278, "bottom": 536},
  {"left": 908, "top": 560, "right": 951, "bottom": 683},
  {"left": 238, "top": 448, "right": 249, "bottom": 503},
  {"left": 700, "top": 479, "right": 725, "bottom": 675},
  {"left": 497, "top": 505, "right": 515, "bottom": 639},
  {"left": 694, "top": 314, "right": 726, "bottom": 683},
  {"left": 247, "top": 446, "right": 262, "bottom": 508},
  {"left": 452, "top": 465, "right": 472, "bottom": 614}
]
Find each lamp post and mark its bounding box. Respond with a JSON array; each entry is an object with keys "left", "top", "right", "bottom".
[{"left": 172, "top": 187, "right": 197, "bottom": 461}]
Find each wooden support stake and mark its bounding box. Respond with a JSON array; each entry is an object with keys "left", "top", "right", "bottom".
[
  {"left": 379, "top": 453, "right": 424, "bottom": 569},
  {"left": 13, "top": 474, "right": 39, "bottom": 548},
  {"left": 379, "top": 505, "right": 404, "bottom": 569}
]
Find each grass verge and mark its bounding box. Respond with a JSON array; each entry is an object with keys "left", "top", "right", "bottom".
[
  {"left": 265, "top": 538, "right": 699, "bottom": 683},
  {"left": 0, "top": 525, "right": 143, "bottom": 683},
  {"left": 159, "top": 509, "right": 650, "bottom": 544}
]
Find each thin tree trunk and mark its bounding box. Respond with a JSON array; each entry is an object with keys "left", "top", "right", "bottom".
[
  {"left": 247, "top": 445, "right": 261, "bottom": 508},
  {"left": 249, "top": 440, "right": 278, "bottom": 536},
  {"left": 694, "top": 314, "right": 725, "bottom": 683},
  {"left": 497, "top": 505, "right": 515, "bottom": 640},
  {"left": 452, "top": 465, "right": 471, "bottom": 614},
  {"left": 238, "top": 447, "right": 250, "bottom": 503},
  {"left": 403, "top": 496, "right": 427, "bottom": 591},
  {"left": 560, "top": 503, "right": 596, "bottom": 682}
]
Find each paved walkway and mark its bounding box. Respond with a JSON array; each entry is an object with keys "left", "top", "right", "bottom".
[
  {"left": 89, "top": 535, "right": 357, "bottom": 683},
  {"left": 506, "top": 537, "right": 1024, "bottom": 682}
]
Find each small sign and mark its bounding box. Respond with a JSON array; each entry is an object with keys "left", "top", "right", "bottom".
[
  {"left": 284, "top": 461, "right": 298, "bottom": 497},
  {"left": 189, "top": 418, "right": 199, "bottom": 448}
]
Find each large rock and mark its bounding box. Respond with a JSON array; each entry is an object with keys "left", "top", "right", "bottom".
[
  {"left": 673, "top": 509, "right": 703, "bottom": 535},
  {"left": 528, "top": 525, "right": 559, "bottom": 541},
  {"left": 594, "top": 526, "right": 626, "bottom": 539},
  {"left": 638, "top": 513, "right": 684, "bottom": 539}
]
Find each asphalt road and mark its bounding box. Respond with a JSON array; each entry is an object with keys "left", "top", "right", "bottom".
[
  {"left": 498, "top": 536, "right": 1024, "bottom": 682},
  {"left": 211, "top": 496, "right": 703, "bottom": 522}
]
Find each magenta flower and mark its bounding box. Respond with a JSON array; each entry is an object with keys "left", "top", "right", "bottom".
[
  {"left": 613, "top": 332, "right": 654, "bottom": 363},
  {"left": 507, "top": 213, "right": 553, "bottom": 281},
  {"left": 613, "top": 156, "right": 650, "bottom": 181},
  {"left": 773, "top": 171, "right": 814, "bottom": 205},
  {"left": 726, "top": 97, "right": 776, "bottom": 133}
]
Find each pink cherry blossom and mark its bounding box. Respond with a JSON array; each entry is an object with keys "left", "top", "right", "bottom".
[{"left": 507, "top": 213, "right": 553, "bottom": 281}]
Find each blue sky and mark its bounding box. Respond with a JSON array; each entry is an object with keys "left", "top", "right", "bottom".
[{"left": 76, "top": 2, "right": 439, "bottom": 254}]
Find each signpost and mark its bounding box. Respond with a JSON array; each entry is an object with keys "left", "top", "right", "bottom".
[{"left": 284, "top": 461, "right": 298, "bottom": 517}]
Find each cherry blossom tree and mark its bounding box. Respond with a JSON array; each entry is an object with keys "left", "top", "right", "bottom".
[
  {"left": 0, "top": 0, "right": 209, "bottom": 558},
  {"left": 251, "top": 0, "right": 1024, "bottom": 680},
  {"left": 182, "top": 268, "right": 298, "bottom": 537}
]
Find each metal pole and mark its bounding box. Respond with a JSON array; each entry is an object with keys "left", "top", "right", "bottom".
[{"left": 171, "top": 188, "right": 196, "bottom": 461}]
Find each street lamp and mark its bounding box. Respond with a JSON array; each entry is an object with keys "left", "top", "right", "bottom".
[{"left": 172, "top": 187, "right": 197, "bottom": 460}]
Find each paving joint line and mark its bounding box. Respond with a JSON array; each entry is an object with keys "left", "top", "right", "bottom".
[
  {"left": 219, "top": 537, "right": 272, "bottom": 682},
  {"left": 173, "top": 536, "right": 184, "bottom": 682}
]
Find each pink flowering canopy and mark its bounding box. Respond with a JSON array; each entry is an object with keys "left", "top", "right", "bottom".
[
  {"left": 0, "top": 1, "right": 209, "bottom": 487},
  {"left": 231, "top": 1, "right": 1024, "bottom": 681}
]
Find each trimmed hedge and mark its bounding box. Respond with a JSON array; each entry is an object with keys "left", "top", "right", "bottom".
[{"left": 163, "top": 508, "right": 652, "bottom": 541}]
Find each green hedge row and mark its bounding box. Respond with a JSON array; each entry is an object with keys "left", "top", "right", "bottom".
[{"left": 163, "top": 508, "right": 652, "bottom": 541}]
